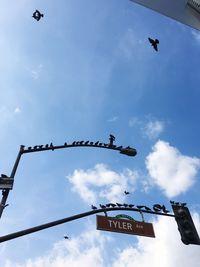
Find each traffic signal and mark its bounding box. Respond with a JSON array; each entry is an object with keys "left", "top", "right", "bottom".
[{"left": 172, "top": 204, "right": 200, "bottom": 245}]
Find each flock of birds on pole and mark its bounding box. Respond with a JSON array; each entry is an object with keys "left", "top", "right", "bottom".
[{"left": 32, "top": 10, "right": 160, "bottom": 52}]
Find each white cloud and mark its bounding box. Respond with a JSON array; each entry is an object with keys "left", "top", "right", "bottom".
[
  {"left": 67, "top": 164, "right": 138, "bottom": 204},
  {"left": 191, "top": 30, "right": 200, "bottom": 43},
  {"left": 0, "top": 106, "right": 21, "bottom": 124},
  {"left": 146, "top": 140, "right": 200, "bottom": 198},
  {"left": 107, "top": 116, "right": 118, "bottom": 122},
  {"left": 31, "top": 64, "right": 43, "bottom": 80},
  {"left": 143, "top": 120, "right": 164, "bottom": 139},
  {"left": 128, "top": 117, "right": 140, "bottom": 127},
  {"left": 14, "top": 107, "right": 21, "bottom": 114},
  {"left": 128, "top": 116, "right": 165, "bottom": 139},
  {"left": 4, "top": 228, "right": 111, "bottom": 267},
  {"left": 4, "top": 213, "right": 200, "bottom": 267},
  {"left": 112, "top": 212, "right": 200, "bottom": 267},
  {"left": 118, "top": 28, "right": 144, "bottom": 59}
]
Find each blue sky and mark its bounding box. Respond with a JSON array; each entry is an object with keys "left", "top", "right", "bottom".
[{"left": 0, "top": 0, "right": 200, "bottom": 266}]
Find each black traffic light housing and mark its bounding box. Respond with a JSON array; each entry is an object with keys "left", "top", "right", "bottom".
[{"left": 172, "top": 204, "right": 200, "bottom": 245}]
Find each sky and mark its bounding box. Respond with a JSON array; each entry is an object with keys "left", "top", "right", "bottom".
[{"left": 0, "top": 0, "right": 200, "bottom": 266}]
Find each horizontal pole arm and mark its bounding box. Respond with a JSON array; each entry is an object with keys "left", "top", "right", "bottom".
[
  {"left": 21, "top": 142, "right": 137, "bottom": 157},
  {"left": 0, "top": 207, "right": 175, "bottom": 243}
]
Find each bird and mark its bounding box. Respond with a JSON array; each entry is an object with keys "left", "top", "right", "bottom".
[
  {"left": 0, "top": 204, "right": 9, "bottom": 208},
  {"left": 84, "top": 141, "right": 89, "bottom": 145},
  {"left": 180, "top": 202, "right": 187, "bottom": 207},
  {"left": 109, "top": 134, "right": 115, "bottom": 146},
  {"left": 64, "top": 235, "right": 69, "bottom": 239},
  {"left": 106, "top": 203, "right": 116, "bottom": 208},
  {"left": 128, "top": 204, "right": 134, "bottom": 208},
  {"left": 50, "top": 142, "right": 54, "bottom": 150},
  {"left": 95, "top": 141, "right": 99, "bottom": 146},
  {"left": 124, "top": 191, "right": 130, "bottom": 195},
  {"left": 143, "top": 206, "right": 152, "bottom": 211},
  {"left": 109, "top": 203, "right": 117, "bottom": 208},
  {"left": 32, "top": 10, "right": 44, "bottom": 21},
  {"left": 91, "top": 205, "right": 97, "bottom": 210},
  {"left": 116, "top": 203, "right": 123, "bottom": 207},
  {"left": 99, "top": 204, "right": 106, "bottom": 209},
  {"left": 136, "top": 205, "right": 145, "bottom": 210},
  {"left": 148, "top": 37, "right": 159, "bottom": 51},
  {"left": 170, "top": 201, "right": 187, "bottom": 207},
  {"left": 123, "top": 203, "right": 129, "bottom": 207},
  {"left": 77, "top": 141, "right": 84, "bottom": 145},
  {"left": 1, "top": 174, "right": 8, "bottom": 178}
]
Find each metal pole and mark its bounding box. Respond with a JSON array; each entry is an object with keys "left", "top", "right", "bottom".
[
  {"left": 0, "top": 140, "right": 136, "bottom": 220},
  {"left": 0, "top": 146, "right": 24, "bottom": 219},
  {"left": 0, "top": 207, "right": 175, "bottom": 243}
]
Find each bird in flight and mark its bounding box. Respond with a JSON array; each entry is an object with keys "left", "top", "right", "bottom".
[
  {"left": 148, "top": 37, "right": 159, "bottom": 51},
  {"left": 124, "top": 190, "right": 130, "bottom": 195},
  {"left": 64, "top": 235, "right": 69, "bottom": 240},
  {"left": 32, "top": 10, "right": 44, "bottom": 21}
]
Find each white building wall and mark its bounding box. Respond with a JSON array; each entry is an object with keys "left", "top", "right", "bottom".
[{"left": 130, "top": 0, "right": 200, "bottom": 30}]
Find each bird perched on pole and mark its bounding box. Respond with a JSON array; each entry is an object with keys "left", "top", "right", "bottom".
[
  {"left": 148, "top": 37, "right": 159, "bottom": 51},
  {"left": 109, "top": 134, "right": 115, "bottom": 146},
  {"left": 32, "top": 10, "right": 44, "bottom": 21}
]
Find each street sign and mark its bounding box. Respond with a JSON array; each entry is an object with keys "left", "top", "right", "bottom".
[
  {"left": 96, "top": 215, "right": 155, "bottom": 238},
  {"left": 0, "top": 178, "right": 14, "bottom": 190}
]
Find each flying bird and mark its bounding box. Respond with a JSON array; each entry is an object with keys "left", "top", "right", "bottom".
[
  {"left": 124, "top": 191, "right": 130, "bottom": 195},
  {"left": 148, "top": 37, "right": 159, "bottom": 51},
  {"left": 32, "top": 10, "right": 44, "bottom": 21},
  {"left": 64, "top": 235, "right": 69, "bottom": 239}
]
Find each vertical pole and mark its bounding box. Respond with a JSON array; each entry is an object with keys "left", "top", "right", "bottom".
[{"left": 0, "top": 146, "right": 24, "bottom": 219}]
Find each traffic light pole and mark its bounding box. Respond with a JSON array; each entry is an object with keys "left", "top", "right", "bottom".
[{"left": 0, "top": 206, "right": 175, "bottom": 243}]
